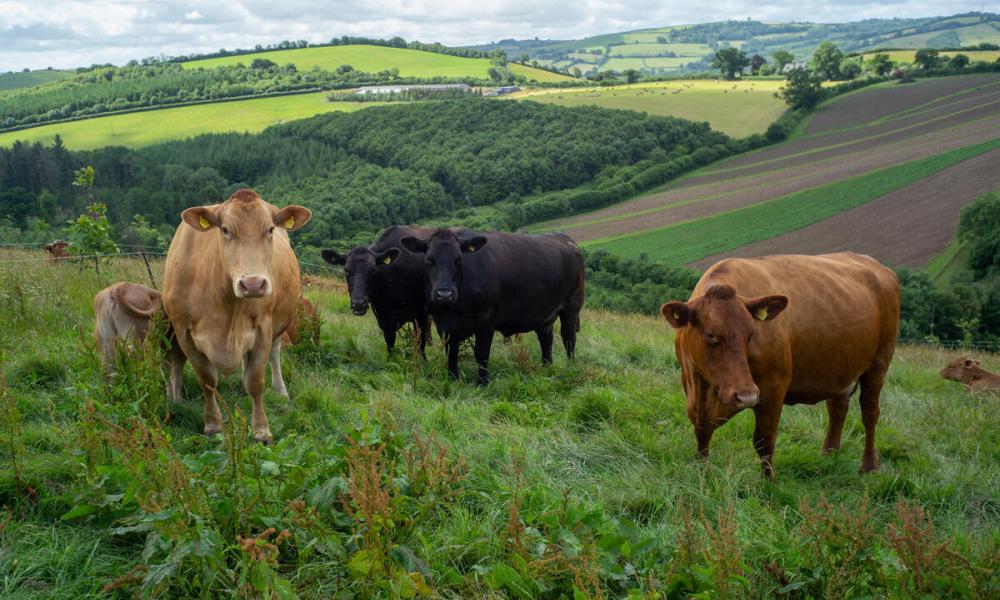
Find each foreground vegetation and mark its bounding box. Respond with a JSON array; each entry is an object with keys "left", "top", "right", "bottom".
[{"left": 1, "top": 254, "right": 997, "bottom": 598}]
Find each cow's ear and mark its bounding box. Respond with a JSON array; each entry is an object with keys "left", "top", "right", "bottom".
[
  {"left": 274, "top": 205, "right": 312, "bottom": 231},
  {"left": 377, "top": 248, "right": 400, "bottom": 266},
  {"left": 401, "top": 237, "right": 428, "bottom": 253},
  {"left": 321, "top": 249, "right": 346, "bottom": 266},
  {"left": 661, "top": 301, "right": 692, "bottom": 329},
  {"left": 744, "top": 295, "right": 788, "bottom": 322},
  {"left": 965, "top": 358, "right": 981, "bottom": 369},
  {"left": 461, "top": 236, "right": 487, "bottom": 253},
  {"left": 181, "top": 206, "right": 220, "bottom": 232}
]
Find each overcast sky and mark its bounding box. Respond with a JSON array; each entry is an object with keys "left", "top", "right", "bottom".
[{"left": 0, "top": 0, "right": 991, "bottom": 72}]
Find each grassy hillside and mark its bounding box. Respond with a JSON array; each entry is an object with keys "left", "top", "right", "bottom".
[
  {"left": 1, "top": 253, "right": 997, "bottom": 598},
  {"left": 0, "top": 69, "right": 73, "bottom": 92},
  {"left": 182, "top": 44, "right": 574, "bottom": 83},
  {"left": 860, "top": 49, "right": 1000, "bottom": 63},
  {"left": 0, "top": 93, "right": 373, "bottom": 150},
  {"left": 475, "top": 13, "right": 1000, "bottom": 75},
  {"left": 511, "top": 80, "right": 786, "bottom": 138},
  {"left": 538, "top": 74, "right": 1000, "bottom": 269}
]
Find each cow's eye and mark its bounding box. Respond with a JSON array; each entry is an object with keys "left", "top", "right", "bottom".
[
  {"left": 706, "top": 333, "right": 720, "bottom": 344},
  {"left": 454, "top": 258, "right": 461, "bottom": 266},
  {"left": 427, "top": 258, "right": 436, "bottom": 266},
  {"left": 345, "top": 270, "right": 353, "bottom": 277},
  {"left": 221, "top": 226, "right": 230, "bottom": 237},
  {"left": 268, "top": 226, "right": 275, "bottom": 235}
]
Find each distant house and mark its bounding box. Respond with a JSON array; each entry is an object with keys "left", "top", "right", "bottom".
[
  {"left": 485, "top": 86, "right": 522, "bottom": 96},
  {"left": 782, "top": 62, "right": 808, "bottom": 73},
  {"left": 355, "top": 83, "right": 471, "bottom": 95}
]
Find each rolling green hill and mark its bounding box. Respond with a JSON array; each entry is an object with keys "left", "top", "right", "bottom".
[
  {"left": 182, "top": 44, "right": 574, "bottom": 83},
  {"left": 0, "top": 68, "right": 74, "bottom": 92},
  {"left": 474, "top": 12, "right": 1000, "bottom": 75}
]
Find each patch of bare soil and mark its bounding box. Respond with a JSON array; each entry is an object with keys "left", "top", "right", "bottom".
[
  {"left": 805, "top": 74, "right": 1000, "bottom": 135},
  {"left": 550, "top": 116, "right": 1000, "bottom": 241},
  {"left": 693, "top": 148, "right": 1000, "bottom": 269}
]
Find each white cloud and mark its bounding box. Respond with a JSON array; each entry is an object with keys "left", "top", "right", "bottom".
[{"left": 0, "top": 0, "right": 989, "bottom": 71}]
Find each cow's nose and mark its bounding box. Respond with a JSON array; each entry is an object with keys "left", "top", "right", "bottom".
[
  {"left": 736, "top": 386, "right": 760, "bottom": 407},
  {"left": 237, "top": 276, "right": 270, "bottom": 298},
  {"left": 434, "top": 289, "right": 455, "bottom": 303},
  {"left": 351, "top": 299, "right": 369, "bottom": 315}
]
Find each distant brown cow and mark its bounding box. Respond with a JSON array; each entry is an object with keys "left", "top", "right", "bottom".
[
  {"left": 163, "top": 189, "right": 311, "bottom": 442},
  {"left": 93, "top": 282, "right": 163, "bottom": 370},
  {"left": 43, "top": 240, "right": 70, "bottom": 261},
  {"left": 662, "top": 253, "right": 899, "bottom": 478},
  {"left": 939, "top": 357, "right": 1000, "bottom": 393}
]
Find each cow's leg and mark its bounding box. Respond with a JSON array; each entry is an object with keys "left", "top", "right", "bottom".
[
  {"left": 417, "top": 315, "right": 431, "bottom": 360},
  {"left": 752, "top": 387, "right": 786, "bottom": 479},
  {"left": 269, "top": 340, "right": 288, "bottom": 397},
  {"left": 382, "top": 323, "right": 397, "bottom": 355},
  {"left": 190, "top": 360, "right": 222, "bottom": 437},
  {"left": 474, "top": 329, "right": 494, "bottom": 386},
  {"left": 695, "top": 425, "right": 715, "bottom": 459},
  {"left": 823, "top": 393, "right": 851, "bottom": 454},
  {"left": 536, "top": 324, "right": 554, "bottom": 364},
  {"left": 243, "top": 342, "right": 273, "bottom": 444},
  {"left": 858, "top": 371, "right": 885, "bottom": 473},
  {"left": 558, "top": 308, "right": 580, "bottom": 358},
  {"left": 166, "top": 336, "right": 187, "bottom": 403},
  {"left": 446, "top": 340, "right": 460, "bottom": 380}
]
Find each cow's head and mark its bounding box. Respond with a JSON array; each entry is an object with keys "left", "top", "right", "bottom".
[
  {"left": 181, "top": 189, "right": 310, "bottom": 299},
  {"left": 400, "top": 229, "right": 486, "bottom": 308},
  {"left": 321, "top": 246, "right": 399, "bottom": 315},
  {"left": 662, "top": 284, "right": 788, "bottom": 422},
  {"left": 939, "top": 356, "right": 980, "bottom": 383}
]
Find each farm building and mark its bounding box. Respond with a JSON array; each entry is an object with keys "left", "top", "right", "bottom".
[
  {"left": 355, "top": 83, "right": 471, "bottom": 95},
  {"left": 485, "top": 86, "right": 522, "bottom": 96}
]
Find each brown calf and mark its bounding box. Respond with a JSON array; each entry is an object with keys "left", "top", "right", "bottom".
[
  {"left": 940, "top": 357, "right": 1000, "bottom": 393},
  {"left": 93, "top": 282, "right": 163, "bottom": 370}
]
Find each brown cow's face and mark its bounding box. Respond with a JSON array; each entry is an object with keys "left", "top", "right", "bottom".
[
  {"left": 663, "top": 285, "right": 788, "bottom": 421},
  {"left": 182, "top": 190, "right": 310, "bottom": 299},
  {"left": 939, "top": 357, "right": 979, "bottom": 382}
]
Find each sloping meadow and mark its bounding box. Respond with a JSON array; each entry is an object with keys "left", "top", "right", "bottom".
[{"left": 1, "top": 254, "right": 997, "bottom": 598}]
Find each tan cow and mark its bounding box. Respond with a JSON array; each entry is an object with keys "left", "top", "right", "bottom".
[
  {"left": 43, "top": 240, "right": 70, "bottom": 261},
  {"left": 93, "top": 282, "right": 163, "bottom": 370},
  {"left": 662, "top": 253, "right": 899, "bottom": 478},
  {"left": 162, "top": 189, "right": 310, "bottom": 442},
  {"left": 940, "top": 357, "right": 1000, "bottom": 393}
]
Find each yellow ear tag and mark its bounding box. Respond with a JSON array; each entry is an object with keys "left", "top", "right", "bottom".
[
  {"left": 468, "top": 244, "right": 476, "bottom": 252},
  {"left": 198, "top": 216, "right": 211, "bottom": 230},
  {"left": 283, "top": 216, "right": 295, "bottom": 230},
  {"left": 755, "top": 307, "right": 768, "bottom": 321},
  {"left": 382, "top": 255, "right": 393, "bottom": 265},
  {"left": 673, "top": 311, "right": 680, "bottom": 320}
]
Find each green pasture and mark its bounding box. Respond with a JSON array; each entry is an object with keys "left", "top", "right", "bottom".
[
  {"left": 0, "top": 252, "right": 997, "bottom": 598},
  {"left": 181, "top": 44, "right": 574, "bottom": 82},
  {"left": 0, "top": 93, "right": 374, "bottom": 151},
  {"left": 0, "top": 69, "right": 74, "bottom": 92}
]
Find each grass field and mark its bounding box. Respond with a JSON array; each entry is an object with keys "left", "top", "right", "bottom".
[
  {"left": 182, "top": 44, "right": 574, "bottom": 83},
  {"left": 0, "top": 69, "right": 74, "bottom": 92},
  {"left": 1, "top": 253, "right": 997, "bottom": 598},
  {"left": 586, "top": 139, "right": 1000, "bottom": 263},
  {"left": 0, "top": 93, "right": 373, "bottom": 150},
  {"left": 608, "top": 43, "right": 708, "bottom": 57},
  {"left": 511, "top": 80, "right": 787, "bottom": 138}
]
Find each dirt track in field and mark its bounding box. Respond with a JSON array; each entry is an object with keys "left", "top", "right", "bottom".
[
  {"left": 540, "top": 73, "right": 1000, "bottom": 245},
  {"left": 693, "top": 148, "right": 1000, "bottom": 269}
]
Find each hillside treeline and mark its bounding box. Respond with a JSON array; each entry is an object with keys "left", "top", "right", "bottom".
[{"left": 0, "top": 99, "right": 731, "bottom": 249}]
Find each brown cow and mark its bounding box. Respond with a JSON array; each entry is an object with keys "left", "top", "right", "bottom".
[
  {"left": 162, "top": 189, "right": 310, "bottom": 442},
  {"left": 940, "top": 357, "right": 1000, "bottom": 393},
  {"left": 93, "top": 282, "right": 163, "bottom": 370},
  {"left": 43, "top": 240, "right": 70, "bottom": 261},
  {"left": 662, "top": 253, "right": 899, "bottom": 478}
]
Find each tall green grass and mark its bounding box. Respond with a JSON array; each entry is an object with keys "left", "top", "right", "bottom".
[
  {"left": 0, "top": 251, "right": 997, "bottom": 597},
  {"left": 589, "top": 137, "right": 1000, "bottom": 263}
]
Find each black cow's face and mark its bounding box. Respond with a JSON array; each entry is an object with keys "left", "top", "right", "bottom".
[
  {"left": 322, "top": 247, "right": 398, "bottom": 315},
  {"left": 401, "top": 231, "right": 487, "bottom": 308}
]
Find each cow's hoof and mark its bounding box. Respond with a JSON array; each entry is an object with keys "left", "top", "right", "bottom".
[
  {"left": 204, "top": 428, "right": 223, "bottom": 438},
  {"left": 859, "top": 460, "right": 879, "bottom": 473},
  {"left": 253, "top": 431, "right": 274, "bottom": 445},
  {"left": 822, "top": 445, "right": 840, "bottom": 455}
]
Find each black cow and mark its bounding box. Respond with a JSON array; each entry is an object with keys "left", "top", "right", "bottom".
[
  {"left": 322, "top": 226, "right": 433, "bottom": 356},
  {"left": 399, "top": 228, "right": 585, "bottom": 385}
]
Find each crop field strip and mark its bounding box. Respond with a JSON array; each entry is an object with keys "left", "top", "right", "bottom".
[
  {"left": 583, "top": 139, "right": 1000, "bottom": 265},
  {"left": 538, "top": 86, "right": 1000, "bottom": 240},
  {"left": 693, "top": 147, "right": 1000, "bottom": 269}
]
